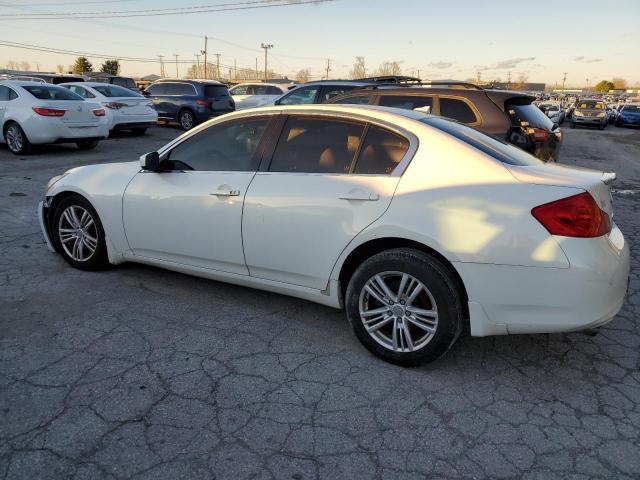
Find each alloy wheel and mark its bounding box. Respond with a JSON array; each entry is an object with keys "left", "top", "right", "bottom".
[
  {"left": 180, "top": 112, "right": 194, "bottom": 130},
  {"left": 6, "top": 125, "right": 23, "bottom": 153},
  {"left": 58, "top": 205, "right": 98, "bottom": 262},
  {"left": 359, "top": 271, "right": 438, "bottom": 353}
]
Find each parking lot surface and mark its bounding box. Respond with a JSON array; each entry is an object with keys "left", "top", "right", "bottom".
[{"left": 1, "top": 125, "right": 639, "bottom": 479}]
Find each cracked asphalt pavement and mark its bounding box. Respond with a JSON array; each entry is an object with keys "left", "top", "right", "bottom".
[{"left": 1, "top": 125, "right": 639, "bottom": 479}]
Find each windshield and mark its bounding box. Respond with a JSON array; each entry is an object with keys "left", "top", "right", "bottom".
[
  {"left": 421, "top": 117, "right": 543, "bottom": 166},
  {"left": 508, "top": 103, "right": 554, "bottom": 129},
  {"left": 204, "top": 85, "right": 229, "bottom": 98},
  {"left": 577, "top": 101, "right": 604, "bottom": 110},
  {"left": 92, "top": 85, "right": 141, "bottom": 98},
  {"left": 23, "top": 85, "right": 83, "bottom": 100},
  {"left": 621, "top": 105, "right": 640, "bottom": 113}
]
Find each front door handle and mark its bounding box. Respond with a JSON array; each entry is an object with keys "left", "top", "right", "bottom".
[
  {"left": 210, "top": 189, "right": 240, "bottom": 197},
  {"left": 339, "top": 190, "right": 379, "bottom": 201}
]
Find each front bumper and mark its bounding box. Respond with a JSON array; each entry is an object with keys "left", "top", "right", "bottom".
[
  {"left": 38, "top": 201, "right": 56, "bottom": 253},
  {"left": 573, "top": 115, "right": 606, "bottom": 126}
]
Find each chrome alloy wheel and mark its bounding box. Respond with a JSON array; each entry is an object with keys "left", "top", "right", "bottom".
[
  {"left": 180, "top": 111, "right": 194, "bottom": 130},
  {"left": 359, "top": 271, "right": 438, "bottom": 353},
  {"left": 58, "top": 206, "right": 98, "bottom": 262},
  {"left": 5, "top": 125, "right": 23, "bottom": 153}
]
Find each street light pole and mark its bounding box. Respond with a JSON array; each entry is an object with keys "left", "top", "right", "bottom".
[
  {"left": 260, "top": 43, "right": 273, "bottom": 81},
  {"left": 173, "top": 54, "right": 179, "bottom": 78}
]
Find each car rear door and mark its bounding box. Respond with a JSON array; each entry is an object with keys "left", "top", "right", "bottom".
[
  {"left": 146, "top": 83, "right": 168, "bottom": 118},
  {"left": 242, "top": 114, "right": 414, "bottom": 290}
]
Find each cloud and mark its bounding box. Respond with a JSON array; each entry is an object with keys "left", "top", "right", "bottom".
[
  {"left": 478, "top": 57, "right": 536, "bottom": 70},
  {"left": 428, "top": 61, "right": 454, "bottom": 70},
  {"left": 574, "top": 56, "right": 603, "bottom": 63}
]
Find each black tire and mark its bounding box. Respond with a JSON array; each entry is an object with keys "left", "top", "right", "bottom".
[
  {"left": 570, "top": 122, "right": 576, "bottom": 129},
  {"left": 598, "top": 123, "right": 605, "bottom": 130},
  {"left": 178, "top": 109, "right": 196, "bottom": 130},
  {"left": 51, "top": 195, "right": 109, "bottom": 271},
  {"left": 4, "top": 122, "right": 32, "bottom": 155},
  {"left": 76, "top": 139, "right": 99, "bottom": 150},
  {"left": 131, "top": 128, "right": 147, "bottom": 136},
  {"left": 345, "top": 248, "right": 464, "bottom": 366}
]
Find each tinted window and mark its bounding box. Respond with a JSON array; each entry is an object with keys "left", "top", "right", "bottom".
[
  {"left": 23, "top": 85, "right": 83, "bottom": 100},
  {"left": 146, "top": 84, "right": 166, "bottom": 95},
  {"left": 167, "top": 118, "right": 269, "bottom": 171},
  {"left": 204, "top": 85, "right": 229, "bottom": 98},
  {"left": 379, "top": 95, "right": 433, "bottom": 111},
  {"left": 113, "top": 77, "right": 137, "bottom": 89},
  {"left": 92, "top": 85, "right": 140, "bottom": 98},
  {"left": 577, "top": 101, "right": 604, "bottom": 109},
  {"left": 266, "top": 86, "right": 283, "bottom": 95},
  {"left": 165, "top": 83, "right": 196, "bottom": 95},
  {"left": 439, "top": 98, "right": 477, "bottom": 123},
  {"left": 621, "top": 105, "right": 639, "bottom": 113},
  {"left": 508, "top": 103, "right": 554, "bottom": 130},
  {"left": 269, "top": 117, "right": 364, "bottom": 173},
  {"left": 278, "top": 86, "right": 319, "bottom": 105},
  {"left": 354, "top": 126, "right": 409, "bottom": 175},
  {"left": 0, "top": 86, "right": 17, "bottom": 101},
  {"left": 51, "top": 76, "right": 84, "bottom": 84},
  {"left": 332, "top": 94, "right": 373, "bottom": 105},
  {"left": 320, "top": 85, "right": 357, "bottom": 103},
  {"left": 230, "top": 85, "right": 249, "bottom": 95},
  {"left": 422, "top": 117, "right": 543, "bottom": 166},
  {"left": 65, "top": 85, "right": 95, "bottom": 98}
]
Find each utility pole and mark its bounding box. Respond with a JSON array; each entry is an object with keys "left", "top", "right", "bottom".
[
  {"left": 234, "top": 59, "right": 237, "bottom": 82},
  {"left": 507, "top": 71, "right": 511, "bottom": 89},
  {"left": 255, "top": 58, "right": 258, "bottom": 80},
  {"left": 173, "top": 54, "right": 179, "bottom": 78},
  {"left": 157, "top": 55, "right": 165, "bottom": 77},
  {"left": 586, "top": 78, "right": 590, "bottom": 91},
  {"left": 260, "top": 43, "right": 273, "bottom": 81},
  {"left": 213, "top": 53, "right": 221, "bottom": 80},
  {"left": 562, "top": 72, "right": 567, "bottom": 91},
  {"left": 476, "top": 70, "right": 481, "bottom": 85},
  {"left": 195, "top": 54, "right": 201, "bottom": 78},
  {"left": 324, "top": 58, "right": 331, "bottom": 80},
  {"left": 202, "top": 36, "right": 208, "bottom": 79}
]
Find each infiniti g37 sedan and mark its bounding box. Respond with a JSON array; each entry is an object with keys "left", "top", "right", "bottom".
[{"left": 38, "top": 105, "right": 630, "bottom": 366}]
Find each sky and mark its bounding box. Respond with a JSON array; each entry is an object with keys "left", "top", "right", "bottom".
[{"left": 1, "top": 0, "right": 639, "bottom": 86}]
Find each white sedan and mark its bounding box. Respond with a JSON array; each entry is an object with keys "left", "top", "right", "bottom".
[
  {"left": 229, "top": 82, "right": 292, "bottom": 110},
  {"left": 61, "top": 82, "right": 157, "bottom": 135},
  {"left": 38, "top": 105, "right": 630, "bottom": 366},
  {"left": 0, "top": 80, "right": 108, "bottom": 155}
]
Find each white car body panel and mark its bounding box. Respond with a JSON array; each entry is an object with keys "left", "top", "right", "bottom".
[
  {"left": 40, "top": 104, "right": 630, "bottom": 337},
  {"left": 229, "top": 83, "right": 290, "bottom": 110},
  {"left": 0, "top": 80, "right": 108, "bottom": 145}
]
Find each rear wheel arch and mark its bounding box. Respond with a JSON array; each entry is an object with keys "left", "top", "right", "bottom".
[{"left": 337, "top": 237, "right": 469, "bottom": 319}]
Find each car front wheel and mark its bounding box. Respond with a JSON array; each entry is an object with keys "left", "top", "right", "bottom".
[
  {"left": 345, "top": 248, "right": 464, "bottom": 366},
  {"left": 76, "top": 139, "right": 99, "bottom": 150},
  {"left": 4, "top": 122, "right": 32, "bottom": 155},
  {"left": 51, "top": 195, "right": 109, "bottom": 270}
]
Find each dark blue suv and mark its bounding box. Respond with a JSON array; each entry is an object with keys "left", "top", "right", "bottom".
[{"left": 144, "top": 79, "right": 235, "bottom": 130}]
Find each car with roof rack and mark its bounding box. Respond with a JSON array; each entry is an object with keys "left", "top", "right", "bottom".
[{"left": 328, "top": 81, "right": 563, "bottom": 162}]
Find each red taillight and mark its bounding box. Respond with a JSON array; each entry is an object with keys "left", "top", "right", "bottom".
[
  {"left": 532, "top": 192, "right": 611, "bottom": 238},
  {"left": 93, "top": 108, "right": 106, "bottom": 117},
  {"left": 32, "top": 107, "right": 65, "bottom": 117},
  {"left": 531, "top": 128, "right": 549, "bottom": 141},
  {"left": 196, "top": 99, "right": 209, "bottom": 106}
]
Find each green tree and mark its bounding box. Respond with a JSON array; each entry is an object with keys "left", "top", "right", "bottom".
[
  {"left": 72, "top": 57, "right": 93, "bottom": 74},
  {"left": 100, "top": 59, "right": 120, "bottom": 75},
  {"left": 594, "top": 80, "right": 614, "bottom": 92}
]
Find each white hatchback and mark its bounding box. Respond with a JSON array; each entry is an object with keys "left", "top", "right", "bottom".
[
  {"left": 61, "top": 82, "right": 158, "bottom": 135},
  {"left": 0, "top": 80, "right": 108, "bottom": 155},
  {"left": 38, "top": 105, "right": 630, "bottom": 365}
]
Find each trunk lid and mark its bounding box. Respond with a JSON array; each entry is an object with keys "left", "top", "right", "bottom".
[
  {"left": 105, "top": 97, "right": 154, "bottom": 116},
  {"left": 508, "top": 163, "right": 615, "bottom": 216},
  {"left": 43, "top": 100, "right": 101, "bottom": 124}
]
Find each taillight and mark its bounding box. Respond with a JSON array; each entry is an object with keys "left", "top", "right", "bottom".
[
  {"left": 531, "top": 128, "right": 549, "bottom": 141},
  {"left": 196, "top": 99, "right": 209, "bottom": 106},
  {"left": 104, "top": 102, "right": 127, "bottom": 109},
  {"left": 531, "top": 192, "right": 611, "bottom": 238},
  {"left": 32, "top": 107, "right": 65, "bottom": 117},
  {"left": 93, "top": 108, "right": 106, "bottom": 117}
]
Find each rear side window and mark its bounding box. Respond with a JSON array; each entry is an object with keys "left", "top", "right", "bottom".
[
  {"left": 204, "top": 85, "right": 229, "bottom": 98},
  {"left": 165, "top": 83, "right": 196, "bottom": 95},
  {"left": 269, "top": 117, "right": 364, "bottom": 173},
  {"left": 320, "top": 85, "right": 358, "bottom": 103},
  {"left": 331, "top": 94, "right": 373, "bottom": 105},
  {"left": 230, "top": 85, "right": 248, "bottom": 95},
  {"left": 379, "top": 95, "right": 433, "bottom": 112},
  {"left": 65, "top": 85, "right": 95, "bottom": 98},
  {"left": 23, "top": 85, "right": 83, "bottom": 100},
  {"left": 508, "top": 103, "right": 554, "bottom": 129},
  {"left": 439, "top": 98, "right": 477, "bottom": 124},
  {"left": 93, "top": 85, "right": 140, "bottom": 98},
  {"left": 146, "top": 84, "right": 166, "bottom": 95},
  {"left": 354, "top": 126, "right": 409, "bottom": 174},
  {"left": 0, "top": 86, "right": 17, "bottom": 101},
  {"left": 422, "top": 117, "right": 543, "bottom": 166}
]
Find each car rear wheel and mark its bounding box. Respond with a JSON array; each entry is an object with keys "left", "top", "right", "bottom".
[
  {"left": 76, "top": 139, "right": 99, "bottom": 150},
  {"left": 51, "top": 195, "right": 109, "bottom": 271},
  {"left": 4, "top": 122, "right": 32, "bottom": 155},
  {"left": 345, "top": 248, "right": 463, "bottom": 366},
  {"left": 178, "top": 109, "right": 195, "bottom": 130}
]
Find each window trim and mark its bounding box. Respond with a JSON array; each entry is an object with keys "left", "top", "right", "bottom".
[{"left": 435, "top": 95, "right": 482, "bottom": 127}]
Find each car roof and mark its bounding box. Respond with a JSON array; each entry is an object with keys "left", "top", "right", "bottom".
[
  {"left": 232, "top": 82, "right": 292, "bottom": 87},
  {"left": 154, "top": 78, "right": 225, "bottom": 85},
  {"left": 234, "top": 103, "right": 430, "bottom": 122},
  {"left": 60, "top": 82, "right": 125, "bottom": 87},
  {"left": 0, "top": 80, "right": 62, "bottom": 87},
  {"left": 297, "top": 80, "right": 374, "bottom": 87}
]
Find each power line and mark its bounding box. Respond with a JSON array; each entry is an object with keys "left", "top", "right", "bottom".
[{"left": 0, "top": 0, "right": 336, "bottom": 20}]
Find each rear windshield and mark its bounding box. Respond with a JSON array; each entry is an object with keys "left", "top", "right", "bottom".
[
  {"left": 51, "top": 76, "right": 84, "bottom": 84},
  {"left": 508, "top": 103, "right": 554, "bottom": 129},
  {"left": 112, "top": 77, "right": 137, "bottom": 89},
  {"left": 204, "top": 85, "right": 229, "bottom": 98},
  {"left": 577, "top": 101, "right": 604, "bottom": 110},
  {"left": 621, "top": 105, "right": 639, "bottom": 113},
  {"left": 23, "top": 85, "right": 83, "bottom": 100},
  {"left": 422, "top": 117, "right": 543, "bottom": 166},
  {"left": 92, "top": 85, "right": 141, "bottom": 98}
]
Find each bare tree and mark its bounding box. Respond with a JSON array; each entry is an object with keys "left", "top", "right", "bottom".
[
  {"left": 374, "top": 61, "right": 402, "bottom": 77},
  {"left": 20, "top": 61, "right": 31, "bottom": 71},
  {"left": 185, "top": 64, "right": 199, "bottom": 79},
  {"left": 295, "top": 68, "right": 310, "bottom": 83},
  {"left": 6, "top": 60, "right": 19, "bottom": 71},
  {"left": 612, "top": 77, "right": 627, "bottom": 89},
  {"left": 349, "top": 56, "right": 366, "bottom": 79},
  {"left": 56, "top": 64, "right": 65, "bottom": 73}
]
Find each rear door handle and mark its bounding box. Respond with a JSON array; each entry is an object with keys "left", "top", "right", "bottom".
[
  {"left": 210, "top": 189, "right": 240, "bottom": 197},
  {"left": 339, "top": 191, "right": 379, "bottom": 201}
]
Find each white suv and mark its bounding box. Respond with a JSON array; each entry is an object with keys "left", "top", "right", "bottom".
[{"left": 38, "top": 105, "right": 629, "bottom": 365}]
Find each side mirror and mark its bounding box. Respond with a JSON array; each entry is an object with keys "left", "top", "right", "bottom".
[
  {"left": 140, "top": 151, "right": 160, "bottom": 172},
  {"left": 274, "top": 98, "right": 281, "bottom": 106},
  {"left": 142, "top": 90, "right": 150, "bottom": 97}
]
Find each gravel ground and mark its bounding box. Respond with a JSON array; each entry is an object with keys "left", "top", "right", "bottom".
[{"left": 1, "top": 124, "right": 639, "bottom": 480}]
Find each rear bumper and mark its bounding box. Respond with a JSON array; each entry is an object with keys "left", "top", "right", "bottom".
[
  {"left": 112, "top": 121, "right": 157, "bottom": 131},
  {"left": 23, "top": 117, "right": 109, "bottom": 144},
  {"left": 462, "top": 224, "right": 630, "bottom": 336}
]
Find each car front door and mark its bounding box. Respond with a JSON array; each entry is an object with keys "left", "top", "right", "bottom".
[
  {"left": 145, "top": 83, "right": 167, "bottom": 118},
  {"left": 242, "top": 115, "right": 413, "bottom": 289},
  {"left": 122, "top": 115, "right": 273, "bottom": 274}
]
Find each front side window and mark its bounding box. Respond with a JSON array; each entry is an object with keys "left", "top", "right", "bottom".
[
  {"left": 93, "top": 85, "right": 140, "bottom": 98},
  {"left": 23, "top": 85, "right": 83, "bottom": 100},
  {"left": 146, "top": 84, "right": 166, "bottom": 95},
  {"left": 278, "top": 86, "right": 319, "bottom": 105},
  {"left": 320, "top": 85, "right": 357, "bottom": 103},
  {"left": 166, "top": 117, "right": 269, "bottom": 171},
  {"left": 379, "top": 95, "right": 433, "bottom": 111},
  {"left": 354, "top": 126, "right": 409, "bottom": 175},
  {"left": 439, "top": 98, "right": 478, "bottom": 124},
  {"left": 332, "top": 94, "right": 373, "bottom": 105},
  {"left": 269, "top": 117, "right": 364, "bottom": 173}
]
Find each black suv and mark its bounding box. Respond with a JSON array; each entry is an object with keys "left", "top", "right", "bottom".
[
  {"left": 329, "top": 83, "right": 562, "bottom": 162},
  {"left": 144, "top": 79, "right": 235, "bottom": 130}
]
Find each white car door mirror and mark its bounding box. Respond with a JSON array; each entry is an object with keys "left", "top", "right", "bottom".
[{"left": 140, "top": 151, "right": 160, "bottom": 172}]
